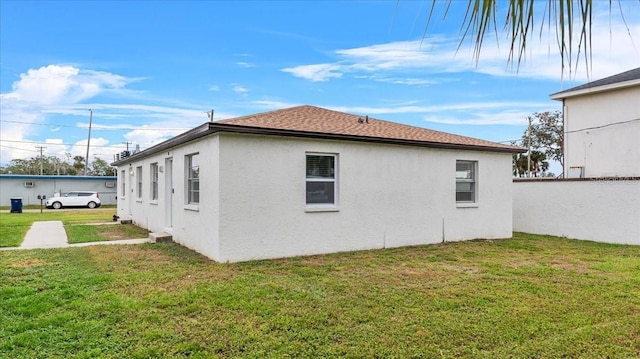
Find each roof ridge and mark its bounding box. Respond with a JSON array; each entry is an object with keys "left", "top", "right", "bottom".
[{"left": 214, "top": 105, "right": 518, "bottom": 151}]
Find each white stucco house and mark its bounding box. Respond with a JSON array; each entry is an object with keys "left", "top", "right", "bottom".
[
  {"left": 550, "top": 67, "right": 640, "bottom": 178},
  {"left": 113, "top": 105, "right": 523, "bottom": 262}
]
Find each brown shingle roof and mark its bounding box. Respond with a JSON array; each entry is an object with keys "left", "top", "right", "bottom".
[
  {"left": 217, "top": 105, "right": 520, "bottom": 152},
  {"left": 112, "top": 105, "right": 523, "bottom": 166}
]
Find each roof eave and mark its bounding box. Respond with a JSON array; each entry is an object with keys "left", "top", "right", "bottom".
[
  {"left": 209, "top": 123, "right": 524, "bottom": 154},
  {"left": 112, "top": 122, "right": 524, "bottom": 166},
  {"left": 111, "top": 122, "right": 213, "bottom": 166},
  {"left": 550, "top": 79, "right": 640, "bottom": 100}
]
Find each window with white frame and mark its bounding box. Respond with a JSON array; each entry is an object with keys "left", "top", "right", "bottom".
[
  {"left": 120, "top": 170, "right": 126, "bottom": 197},
  {"left": 306, "top": 153, "right": 337, "bottom": 205},
  {"left": 136, "top": 166, "right": 143, "bottom": 199},
  {"left": 150, "top": 163, "right": 159, "bottom": 200},
  {"left": 186, "top": 153, "right": 200, "bottom": 204},
  {"left": 456, "top": 160, "right": 477, "bottom": 203}
]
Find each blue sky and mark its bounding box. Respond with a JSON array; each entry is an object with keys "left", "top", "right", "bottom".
[{"left": 1, "top": 1, "right": 639, "bottom": 174}]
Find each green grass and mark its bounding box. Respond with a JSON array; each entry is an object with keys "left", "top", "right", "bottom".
[
  {"left": 66, "top": 224, "right": 149, "bottom": 244},
  {"left": 0, "top": 208, "right": 129, "bottom": 247},
  {"left": 1, "top": 233, "right": 639, "bottom": 358},
  {"left": 0, "top": 204, "right": 116, "bottom": 211}
]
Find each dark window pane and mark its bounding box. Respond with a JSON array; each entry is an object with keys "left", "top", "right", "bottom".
[
  {"left": 306, "top": 155, "right": 334, "bottom": 179},
  {"left": 456, "top": 191, "right": 474, "bottom": 202},
  {"left": 306, "top": 181, "right": 335, "bottom": 204}
]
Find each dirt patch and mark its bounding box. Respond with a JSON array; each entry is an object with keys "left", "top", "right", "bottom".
[
  {"left": 98, "top": 229, "right": 126, "bottom": 240},
  {"left": 86, "top": 244, "right": 174, "bottom": 267},
  {"left": 508, "top": 259, "right": 540, "bottom": 269},
  {"left": 549, "top": 260, "right": 595, "bottom": 274},
  {"left": 438, "top": 262, "right": 481, "bottom": 274},
  {"left": 10, "top": 258, "right": 50, "bottom": 268}
]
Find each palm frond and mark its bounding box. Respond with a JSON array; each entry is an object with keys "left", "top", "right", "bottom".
[{"left": 423, "top": 0, "right": 610, "bottom": 77}]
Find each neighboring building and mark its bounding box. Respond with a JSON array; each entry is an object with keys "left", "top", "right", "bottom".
[
  {"left": 113, "top": 105, "right": 523, "bottom": 262},
  {"left": 550, "top": 67, "right": 640, "bottom": 178},
  {"left": 0, "top": 175, "right": 117, "bottom": 206}
]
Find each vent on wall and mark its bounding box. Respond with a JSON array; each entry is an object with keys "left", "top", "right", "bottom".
[
  {"left": 24, "top": 181, "right": 35, "bottom": 188},
  {"left": 568, "top": 166, "right": 585, "bottom": 178}
]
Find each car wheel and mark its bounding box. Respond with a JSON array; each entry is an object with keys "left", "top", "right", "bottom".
[
  {"left": 87, "top": 201, "right": 97, "bottom": 209},
  {"left": 52, "top": 202, "right": 62, "bottom": 209}
]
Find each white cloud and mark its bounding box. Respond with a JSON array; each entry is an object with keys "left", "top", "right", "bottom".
[
  {"left": 122, "top": 128, "right": 185, "bottom": 152},
  {"left": 282, "top": 63, "right": 344, "bottom": 82},
  {"left": 281, "top": 11, "right": 639, "bottom": 83},
  {"left": 331, "top": 101, "right": 550, "bottom": 116},
  {"left": 2, "top": 65, "right": 129, "bottom": 105},
  {"left": 423, "top": 110, "right": 535, "bottom": 126},
  {"left": 236, "top": 62, "right": 255, "bottom": 68},
  {"left": 232, "top": 84, "right": 250, "bottom": 94},
  {"left": 252, "top": 100, "right": 301, "bottom": 109},
  {"left": 209, "top": 85, "right": 220, "bottom": 91},
  {"left": 0, "top": 64, "right": 221, "bottom": 166}
]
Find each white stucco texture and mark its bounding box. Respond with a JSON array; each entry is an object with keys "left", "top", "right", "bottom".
[
  {"left": 563, "top": 86, "right": 640, "bottom": 177},
  {"left": 119, "top": 132, "right": 514, "bottom": 262},
  {"left": 513, "top": 180, "right": 640, "bottom": 245}
]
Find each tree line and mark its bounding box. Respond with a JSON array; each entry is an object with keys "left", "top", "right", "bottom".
[
  {"left": 0, "top": 154, "right": 116, "bottom": 176},
  {"left": 513, "top": 110, "right": 563, "bottom": 178}
]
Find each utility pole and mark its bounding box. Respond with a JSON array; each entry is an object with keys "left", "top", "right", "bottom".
[
  {"left": 85, "top": 109, "right": 93, "bottom": 176},
  {"left": 35, "top": 146, "right": 46, "bottom": 175},
  {"left": 527, "top": 116, "right": 532, "bottom": 178},
  {"left": 123, "top": 141, "right": 132, "bottom": 152}
]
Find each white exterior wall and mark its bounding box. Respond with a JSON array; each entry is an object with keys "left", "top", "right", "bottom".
[
  {"left": 118, "top": 132, "right": 514, "bottom": 262},
  {"left": 216, "top": 133, "right": 513, "bottom": 262},
  {"left": 563, "top": 86, "right": 640, "bottom": 177},
  {"left": 117, "top": 136, "right": 221, "bottom": 260},
  {"left": 513, "top": 179, "right": 640, "bottom": 245}
]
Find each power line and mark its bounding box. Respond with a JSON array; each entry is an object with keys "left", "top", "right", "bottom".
[
  {"left": 0, "top": 139, "right": 129, "bottom": 149},
  {"left": 564, "top": 118, "right": 640, "bottom": 134},
  {"left": 0, "top": 119, "right": 190, "bottom": 131},
  {"left": 0, "top": 144, "right": 40, "bottom": 152}
]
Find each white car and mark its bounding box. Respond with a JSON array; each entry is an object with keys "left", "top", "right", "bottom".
[{"left": 46, "top": 191, "right": 102, "bottom": 209}]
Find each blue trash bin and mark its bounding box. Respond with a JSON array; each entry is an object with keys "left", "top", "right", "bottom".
[{"left": 10, "top": 197, "right": 23, "bottom": 213}]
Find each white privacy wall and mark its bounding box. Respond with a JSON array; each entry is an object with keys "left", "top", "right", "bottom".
[
  {"left": 513, "top": 179, "right": 640, "bottom": 245},
  {"left": 216, "top": 133, "right": 513, "bottom": 262},
  {"left": 563, "top": 86, "right": 640, "bottom": 177}
]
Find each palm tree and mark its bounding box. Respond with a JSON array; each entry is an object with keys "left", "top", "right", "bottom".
[{"left": 424, "top": 0, "right": 636, "bottom": 75}]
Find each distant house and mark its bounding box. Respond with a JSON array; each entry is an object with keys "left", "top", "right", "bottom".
[
  {"left": 550, "top": 67, "right": 640, "bottom": 178},
  {"left": 113, "top": 105, "right": 523, "bottom": 262},
  {"left": 0, "top": 174, "right": 117, "bottom": 206}
]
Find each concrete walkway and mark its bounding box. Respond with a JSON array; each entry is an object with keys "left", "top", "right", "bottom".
[{"left": 0, "top": 221, "right": 150, "bottom": 251}]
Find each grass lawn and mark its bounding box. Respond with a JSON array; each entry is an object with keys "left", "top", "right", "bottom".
[
  {"left": 1, "top": 233, "right": 639, "bottom": 358},
  {"left": 66, "top": 223, "right": 149, "bottom": 244},
  {"left": 0, "top": 208, "right": 145, "bottom": 247}
]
